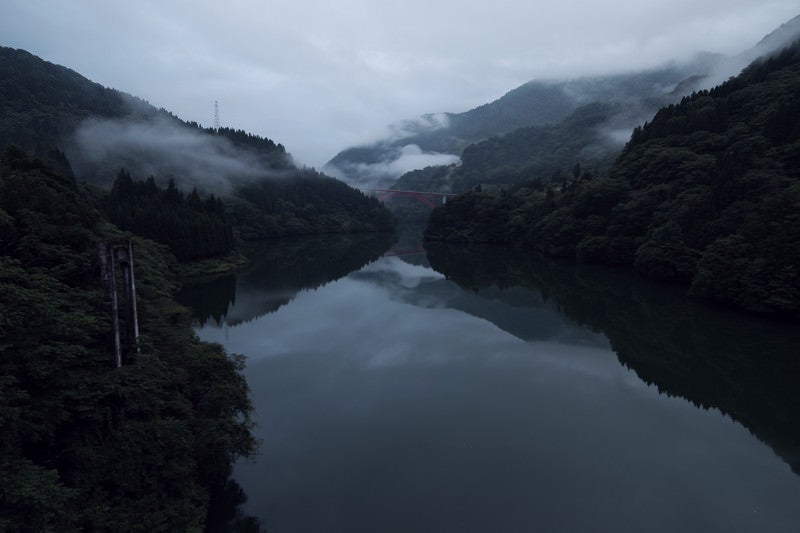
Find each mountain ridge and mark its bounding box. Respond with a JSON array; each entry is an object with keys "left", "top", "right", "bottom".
[{"left": 326, "top": 14, "right": 800, "bottom": 190}]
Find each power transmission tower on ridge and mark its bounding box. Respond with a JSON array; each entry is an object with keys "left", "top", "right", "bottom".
[{"left": 213, "top": 100, "right": 221, "bottom": 130}]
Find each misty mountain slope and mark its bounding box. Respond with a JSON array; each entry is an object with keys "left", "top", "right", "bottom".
[
  {"left": 324, "top": 82, "right": 576, "bottom": 189},
  {"left": 326, "top": 66, "right": 711, "bottom": 189},
  {"left": 390, "top": 103, "right": 623, "bottom": 195},
  {"left": 0, "top": 47, "right": 140, "bottom": 150},
  {"left": 426, "top": 41, "right": 800, "bottom": 317},
  {"left": 0, "top": 47, "right": 291, "bottom": 189},
  {"left": 454, "top": 102, "right": 624, "bottom": 192},
  {"left": 326, "top": 14, "right": 800, "bottom": 191},
  {"left": 0, "top": 46, "right": 395, "bottom": 245},
  {"left": 691, "top": 14, "right": 800, "bottom": 91}
]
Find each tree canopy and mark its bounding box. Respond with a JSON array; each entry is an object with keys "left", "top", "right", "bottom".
[
  {"left": 426, "top": 42, "right": 800, "bottom": 317},
  {"left": 0, "top": 148, "right": 257, "bottom": 530}
]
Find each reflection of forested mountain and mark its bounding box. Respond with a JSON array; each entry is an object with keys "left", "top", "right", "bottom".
[
  {"left": 179, "top": 233, "right": 394, "bottom": 326},
  {"left": 427, "top": 242, "right": 800, "bottom": 475},
  {"left": 352, "top": 260, "right": 607, "bottom": 347}
]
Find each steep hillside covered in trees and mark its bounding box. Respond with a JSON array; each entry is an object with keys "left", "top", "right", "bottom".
[
  {"left": 0, "top": 46, "right": 290, "bottom": 175},
  {"left": 0, "top": 148, "right": 257, "bottom": 531},
  {"left": 0, "top": 46, "right": 395, "bottom": 255},
  {"left": 231, "top": 169, "right": 394, "bottom": 240},
  {"left": 426, "top": 42, "right": 800, "bottom": 317}
]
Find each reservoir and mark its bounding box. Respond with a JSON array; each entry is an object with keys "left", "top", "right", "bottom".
[{"left": 182, "top": 235, "right": 800, "bottom": 532}]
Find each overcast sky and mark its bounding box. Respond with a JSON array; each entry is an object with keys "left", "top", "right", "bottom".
[{"left": 2, "top": 1, "right": 798, "bottom": 166}]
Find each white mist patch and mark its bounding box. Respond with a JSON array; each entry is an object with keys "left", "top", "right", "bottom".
[
  {"left": 70, "top": 115, "right": 279, "bottom": 193},
  {"left": 601, "top": 127, "right": 635, "bottom": 145},
  {"left": 353, "top": 144, "right": 460, "bottom": 183}
]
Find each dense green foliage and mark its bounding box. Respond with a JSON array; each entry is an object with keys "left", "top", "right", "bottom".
[
  {"left": 232, "top": 169, "right": 395, "bottom": 240},
  {"left": 427, "top": 42, "right": 800, "bottom": 317},
  {"left": 105, "top": 170, "right": 235, "bottom": 261},
  {"left": 213, "top": 127, "right": 290, "bottom": 169},
  {"left": 0, "top": 148, "right": 257, "bottom": 531},
  {"left": 0, "top": 48, "right": 135, "bottom": 153}
]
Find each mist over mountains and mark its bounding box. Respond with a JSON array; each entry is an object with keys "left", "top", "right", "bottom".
[
  {"left": 70, "top": 115, "right": 290, "bottom": 195},
  {"left": 0, "top": 47, "right": 294, "bottom": 195},
  {"left": 0, "top": 45, "right": 395, "bottom": 247},
  {"left": 325, "top": 14, "right": 800, "bottom": 191}
]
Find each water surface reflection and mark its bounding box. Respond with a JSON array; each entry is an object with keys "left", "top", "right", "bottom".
[{"left": 191, "top": 238, "right": 800, "bottom": 532}]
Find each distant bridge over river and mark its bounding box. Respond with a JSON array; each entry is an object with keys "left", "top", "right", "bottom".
[{"left": 368, "top": 189, "right": 459, "bottom": 208}]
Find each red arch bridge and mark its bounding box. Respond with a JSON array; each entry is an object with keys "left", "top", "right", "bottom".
[{"left": 368, "top": 189, "right": 459, "bottom": 208}]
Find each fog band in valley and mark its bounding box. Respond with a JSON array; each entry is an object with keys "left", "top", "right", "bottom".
[{"left": 69, "top": 115, "right": 291, "bottom": 193}]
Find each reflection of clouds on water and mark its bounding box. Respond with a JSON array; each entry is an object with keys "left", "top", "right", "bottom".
[
  {"left": 198, "top": 255, "right": 616, "bottom": 373},
  {"left": 198, "top": 257, "right": 624, "bottom": 385},
  {"left": 358, "top": 256, "right": 445, "bottom": 289},
  {"left": 200, "top": 274, "right": 522, "bottom": 368},
  {"left": 202, "top": 253, "right": 800, "bottom": 533}
]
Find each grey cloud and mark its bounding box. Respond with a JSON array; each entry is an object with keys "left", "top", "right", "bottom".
[{"left": 2, "top": 0, "right": 798, "bottom": 167}]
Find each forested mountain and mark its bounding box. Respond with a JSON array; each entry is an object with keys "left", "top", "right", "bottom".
[
  {"left": 0, "top": 46, "right": 394, "bottom": 262},
  {"left": 231, "top": 169, "right": 394, "bottom": 240},
  {"left": 0, "top": 148, "right": 258, "bottom": 530},
  {"left": 326, "top": 67, "right": 701, "bottom": 188},
  {"left": 327, "top": 15, "right": 800, "bottom": 191},
  {"left": 426, "top": 41, "right": 800, "bottom": 317},
  {"left": 0, "top": 48, "right": 393, "bottom": 529},
  {"left": 104, "top": 170, "right": 235, "bottom": 261},
  {"left": 392, "top": 102, "right": 623, "bottom": 195},
  {"left": 0, "top": 46, "right": 290, "bottom": 180}
]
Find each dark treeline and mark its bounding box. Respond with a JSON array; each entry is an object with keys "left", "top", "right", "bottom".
[
  {"left": 426, "top": 41, "right": 800, "bottom": 317},
  {"left": 0, "top": 47, "right": 134, "bottom": 152},
  {"left": 232, "top": 169, "right": 395, "bottom": 240},
  {"left": 215, "top": 127, "right": 288, "bottom": 165},
  {"left": 0, "top": 148, "right": 258, "bottom": 531},
  {"left": 106, "top": 170, "right": 235, "bottom": 261}
]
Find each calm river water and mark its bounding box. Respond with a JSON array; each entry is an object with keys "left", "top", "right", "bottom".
[{"left": 181, "top": 234, "right": 800, "bottom": 532}]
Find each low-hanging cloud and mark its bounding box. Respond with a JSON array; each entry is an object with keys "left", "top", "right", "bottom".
[
  {"left": 375, "top": 144, "right": 460, "bottom": 176},
  {"left": 327, "top": 144, "right": 460, "bottom": 190},
  {"left": 68, "top": 115, "right": 289, "bottom": 193}
]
